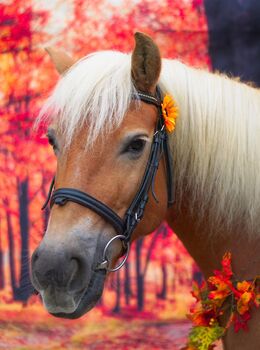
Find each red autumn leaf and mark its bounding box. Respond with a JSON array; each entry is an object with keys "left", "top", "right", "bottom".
[{"left": 233, "top": 312, "right": 251, "bottom": 333}]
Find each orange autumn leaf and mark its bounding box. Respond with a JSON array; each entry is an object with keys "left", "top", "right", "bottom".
[
  {"left": 221, "top": 252, "right": 233, "bottom": 278},
  {"left": 236, "top": 281, "right": 254, "bottom": 315},
  {"left": 237, "top": 292, "right": 254, "bottom": 315},
  {"left": 236, "top": 280, "right": 252, "bottom": 293},
  {"left": 191, "top": 281, "right": 207, "bottom": 301},
  {"left": 208, "top": 275, "right": 232, "bottom": 300},
  {"left": 188, "top": 301, "right": 217, "bottom": 327},
  {"left": 255, "top": 294, "right": 260, "bottom": 307}
]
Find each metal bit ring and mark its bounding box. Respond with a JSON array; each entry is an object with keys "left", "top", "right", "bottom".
[{"left": 102, "top": 234, "right": 130, "bottom": 272}]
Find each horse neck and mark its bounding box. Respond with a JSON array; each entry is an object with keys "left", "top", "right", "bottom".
[
  {"left": 161, "top": 59, "right": 260, "bottom": 238},
  {"left": 163, "top": 61, "right": 260, "bottom": 298}
]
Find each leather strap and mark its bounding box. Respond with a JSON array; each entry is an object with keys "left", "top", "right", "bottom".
[{"left": 51, "top": 188, "right": 125, "bottom": 234}]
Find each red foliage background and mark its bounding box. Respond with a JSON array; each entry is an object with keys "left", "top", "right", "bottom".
[{"left": 0, "top": 1, "right": 210, "bottom": 349}]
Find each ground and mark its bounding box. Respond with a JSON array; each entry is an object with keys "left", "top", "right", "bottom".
[{"left": 0, "top": 303, "right": 223, "bottom": 350}]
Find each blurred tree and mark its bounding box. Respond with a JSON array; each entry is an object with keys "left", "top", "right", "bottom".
[
  {"left": 0, "top": 0, "right": 52, "bottom": 301},
  {"left": 113, "top": 269, "right": 121, "bottom": 313},
  {"left": 156, "top": 226, "right": 168, "bottom": 300},
  {"left": 0, "top": 219, "right": 4, "bottom": 289},
  {"left": 124, "top": 261, "right": 132, "bottom": 305},
  {"left": 67, "top": 0, "right": 208, "bottom": 67},
  {"left": 135, "top": 226, "right": 164, "bottom": 311}
]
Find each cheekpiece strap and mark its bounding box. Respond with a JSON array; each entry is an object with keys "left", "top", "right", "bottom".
[{"left": 135, "top": 88, "right": 174, "bottom": 208}]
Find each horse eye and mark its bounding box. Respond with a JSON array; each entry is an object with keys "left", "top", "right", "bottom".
[
  {"left": 125, "top": 138, "right": 146, "bottom": 155},
  {"left": 47, "top": 134, "right": 58, "bottom": 153}
]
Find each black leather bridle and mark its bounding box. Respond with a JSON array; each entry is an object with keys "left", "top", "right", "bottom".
[{"left": 42, "top": 87, "right": 174, "bottom": 272}]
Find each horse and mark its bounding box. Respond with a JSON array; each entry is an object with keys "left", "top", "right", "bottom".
[{"left": 31, "top": 33, "right": 260, "bottom": 349}]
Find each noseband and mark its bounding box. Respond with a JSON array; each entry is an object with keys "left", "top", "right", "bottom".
[{"left": 42, "top": 87, "right": 174, "bottom": 272}]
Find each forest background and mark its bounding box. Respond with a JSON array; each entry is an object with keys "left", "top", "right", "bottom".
[{"left": 1, "top": 0, "right": 258, "bottom": 349}]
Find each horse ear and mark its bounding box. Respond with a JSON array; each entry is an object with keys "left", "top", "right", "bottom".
[
  {"left": 45, "top": 47, "right": 76, "bottom": 75},
  {"left": 131, "top": 32, "right": 161, "bottom": 93}
]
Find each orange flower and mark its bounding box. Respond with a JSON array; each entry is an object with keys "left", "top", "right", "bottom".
[{"left": 161, "top": 94, "right": 178, "bottom": 132}]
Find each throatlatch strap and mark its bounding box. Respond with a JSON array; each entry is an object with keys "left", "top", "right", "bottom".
[{"left": 154, "top": 87, "right": 174, "bottom": 207}]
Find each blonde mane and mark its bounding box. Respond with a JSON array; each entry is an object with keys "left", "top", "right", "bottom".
[
  {"left": 160, "top": 60, "right": 260, "bottom": 235},
  {"left": 38, "top": 51, "right": 260, "bottom": 236}
]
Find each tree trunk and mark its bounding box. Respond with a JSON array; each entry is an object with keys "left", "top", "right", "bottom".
[
  {"left": 157, "top": 225, "right": 168, "bottom": 299},
  {"left": 17, "top": 178, "right": 34, "bottom": 301},
  {"left": 0, "top": 219, "right": 4, "bottom": 289},
  {"left": 136, "top": 239, "right": 144, "bottom": 311},
  {"left": 6, "top": 205, "right": 18, "bottom": 297},
  {"left": 124, "top": 260, "right": 132, "bottom": 305},
  {"left": 113, "top": 268, "right": 121, "bottom": 313},
  {"left": 157, "top": 262, "right": 167, "bottom": 299}
]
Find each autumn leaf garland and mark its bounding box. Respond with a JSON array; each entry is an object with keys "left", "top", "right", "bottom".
[{"left": 185, "top": 253, "right": 260, "bottom": 350}]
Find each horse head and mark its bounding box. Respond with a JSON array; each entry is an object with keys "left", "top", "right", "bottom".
[{"left": 31, "top": 33, "right": 171, "bottom": 318}]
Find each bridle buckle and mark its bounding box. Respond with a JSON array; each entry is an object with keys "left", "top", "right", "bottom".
[{"left": 135, "top": 212, "right": 141, "bottom": 222}]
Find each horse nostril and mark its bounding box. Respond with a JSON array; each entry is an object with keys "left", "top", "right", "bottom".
[
  {"left": 68, "top": 257, "right": 87, "bottom": 292},
  {"left": 70, "top": 258, "right": 80, "bottom": 274},
  {"left": 31, "top": 245, "right": 90, "bottom": 293}
]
